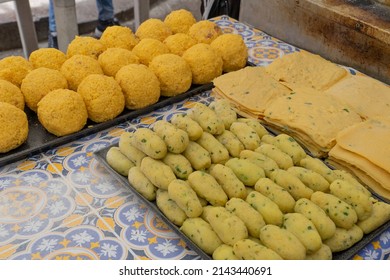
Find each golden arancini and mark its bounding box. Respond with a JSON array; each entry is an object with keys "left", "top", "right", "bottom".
[
  {"left": 29, "top": 48, "right": 67, "bottom": 70},
  {"left": 132, "top": 38, "right": 170, "bottom": 66},
  {"left": 66, "top": 36, "right": 107, "bottom": 59},
  {"left": 149, "top": 54, "right": 192, "bottom": 96},
  {"left": 135, "top": 18, "right": 172, "bottom": 42},
  {"left": 0, "top": 56, "right": 33, "bottom": 87},
  {"left": 164, "top": 9, "right": 197, "bottom": 34},
  {"left": 0, "top": 79, "right": 25, "bottom": 110},
  {"left": 100, "top": 26, "right": 139, "bottom": 50},
  {"left": 37, "top": 89, "right": 88, "bottom": 136},
  {"left": 21, "top": 67, "right": 68, "bottom": 112},
  {"left": 210, "top": 34, "right": 248, "bottom": 72},
  {"left": 163, "top": 33, "right": 197, "bottom": 56},
  {"left": 188, "top": 20, "right": 222, "bottom": 44},
  {"left": 182, "top": 43, "right": 223, "bottom": 84},
  {"left": 60, "top": 55, "right": 104, "bottom": 91},
  {"left": 98, "top": 47, "right": 140, "bottom": 77},
  {"left": 0, "top": 102, "right": 28, "bottom": 153},
  {"left": 77, "top": 74, "right": 125, "bottom": 123},
  {"left": 115, "top": 64, "right": 160, "bottom": 110}
]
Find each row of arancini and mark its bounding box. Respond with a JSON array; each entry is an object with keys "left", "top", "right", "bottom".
[{"left": 0, "top": 9, "right": 248, "bottom": 153}]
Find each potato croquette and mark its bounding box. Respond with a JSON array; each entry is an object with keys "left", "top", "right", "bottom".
[
  {"left": 183, "top": 43, "right": 223, "bottom": 84},
  {"left": 98, "top": 47, "right": 140, "bottom": 77},
  {"left": 164, "top": 9, "right": 197, "bottom": 34},
  {"left": 77, "top": 74, "right": 125, "bottom": 123},
  {"left": 21, "top": 67, "right": 68, "bottom": 112},
  {"left": 163, "top": 33, "right": 197, "bottom": 56},
  {"left": 66, "top": 36, "right": 107, "bottom": 59},
  {"left": 149, "top": 54, "right": 192, "bottom": 96},
  {"left": 29, "top": 48, "right": 67, "bottom": 70},
  {"left": 135, "top": 18, "right": 172, "bottom": 42},
  {"left": 0, "top": 56, "right": 33, "bottom": 87},
  {"left": 100, "top": 26, "right": 139, "bottom": 50},
  {"left": 115, "top": 64, "right": 160, "bottom": 109},
  {"left": 132, "top": 38, "right": 170, "bottom": 66},
  {"left": 37, "top": 89, "right": 88, "bottom": 136},
  {"left": 0, "top": 79, "right": 25, "bottom": 110},
  {"left": 60, "top": 54, "right": 104, "bottom": 90},
  {"left": 210, "top": 34, "right": 248, "bottom": 72},
  {"left": 188, "top": 20, "right": 222, "bottom": 44},
  {"left": 0, "top": 102, "right": 28, "bottom": 153}
]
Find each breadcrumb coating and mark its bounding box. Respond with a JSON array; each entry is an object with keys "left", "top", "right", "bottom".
[
  {"left": 37, "top": 89, "right": 88, "bottom": 136},
  {"left": 0, "top": 102, "right": 28, "bottom": 153},
  {"left": 132, "top": 38, "right": 170, "bottom": 66},
  {"left": 0, "top": 79, "right": 25, "bottom": 110},
  {"left": 98, "top": 47, "right": 140, "bottom": 77},
  {"left": 100, "top": 26, "right": 139, "bottom": 50},
  {"left": 0, "top": 56, "right": 33, "bottom": 87},
  {"left": 67, "top": 36, "right": 107, "bottom": 59},
  {"left": 115, "top": 64, "right": 160, "bottom": 110},
  {"left": 78, "top": 74, "right": 125, "bottom": 123},
  {"left": 183, "top": 43, "right": 223, "bottom": 84},
  {"left": 60, "top": 55, "right": 104, "bottom": 90},
  {"left": 135, "top": 18, "right": 172, "bottom": 42},
  {"left": 21, "top": 67, "right": 68, "bottom": 112},
  {"left": 29, "top": 48, "right": 67, "bottom": 70},
  {"left": 164, "top": 9, "right": 196, "bottom": 34},
  {"left": 210, "top": 34, "right": 248, "bottom": 72},
  {"left": 149, "top": 53, "right": 192, "bottom": 96},
  {"left": 188, "top": 20, "right": 222, "bottom": 44},
  {"left": 163, "top": 33, "right": 197, "bottom": 56}
]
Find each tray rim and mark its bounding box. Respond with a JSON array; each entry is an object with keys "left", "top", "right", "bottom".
[{"left": 94, "top": 144, "right": 390, "bottom": 260}]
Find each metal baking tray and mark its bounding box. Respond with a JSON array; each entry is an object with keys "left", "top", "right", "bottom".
[
  {"left": 0, "top": 83, "right": 212, "bottom": 167},
  {"left": 94, "top": 144, "right": 390, "bottom": 260}
]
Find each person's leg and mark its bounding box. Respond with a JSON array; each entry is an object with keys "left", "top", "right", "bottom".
[
  {"left": 94, "top": 0, "right": 120, "bottom": 38},
  {"left": 96, "top": 0, "right": 114, "bottom": 21},
  {"left": 48, "top": 0, "right": 58, "bottom": 48}
]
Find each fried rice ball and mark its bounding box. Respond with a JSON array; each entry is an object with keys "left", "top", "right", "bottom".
[
  {"left": 188, "top": 20, "right": 222, "bottom": 44},
  {"left": 98, "top": 48, "right": 140, "bottom": 77},
  {"left": 135, "top": 18, "right": 172, "bottom": 42},
  {"left": 0, "top": 56, "right": 33, "bottom": 87},
  {"left": 163, "top": 33, "right": 197, "bottom": 56},
  {"left": 77, "top": 74, "right": 125, "bottom": 123},
  {"left": 115, "top": 64, "right": 160, "bottom": 110},
  {"left": 210, "top": 33, "right": 248, "bottom": 72},
  {"left": 0, "top": 102, "right": 28, "bottom": 153},
  {"left": 149, "top": 54, "right": 192, "bottom": 97},
  {"left": 164, "top": 9, "right": 197, "bottom": 34},
  {"left": 100, "top": 26, "right": 139, "bottom": 50},
  {"left": 132, "top": 38, "right": 170, "bottom": 66},
  {"left": 37, "top": 89, "right": 88, "bottom": 136},
  {"left": 0, "top": 79, "right": 25, "bottom": 110},
  {"left": 66, "top": 36, "right": 107, "bottom": 59},
  {"left": 182, "top": 43, "right": 223, "bottom": 84},
  {"left": 60, "top": 55, "right": 104, "bottom": 91},
  {"left": 21, "top": 67, "right": 68, "bottom": 112},
  {"left": 29, "top": 48, "right": 67, "bottom": 70}
]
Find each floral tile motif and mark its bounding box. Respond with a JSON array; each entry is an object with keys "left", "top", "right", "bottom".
[
  {"left": 112, "top": 201, "right": 200, "bottom": 260},
  {"left": 0, "top": 164, "right": 92, "bottom": 249},
  {"left": 8, "top": 214, "right": 132, "bottom": 260},
  {"left": 353, "top": 230, "right": 390, "bottom": 260}
]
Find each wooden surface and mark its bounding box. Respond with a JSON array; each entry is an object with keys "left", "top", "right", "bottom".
[{"left": 240, "top": 0, "right": 390, "bottom": 84}]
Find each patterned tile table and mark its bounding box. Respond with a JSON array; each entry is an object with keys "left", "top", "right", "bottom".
[{"left": 0, "top": 16, "right": 389, "bottom": 260}]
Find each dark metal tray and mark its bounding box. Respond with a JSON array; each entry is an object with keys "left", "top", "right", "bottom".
[
  {"left": 94, "top": 145, "right": 390, "bottom": 260},
  {"left": 0, "top": 83, "right": 212, "bottom": 167}
]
